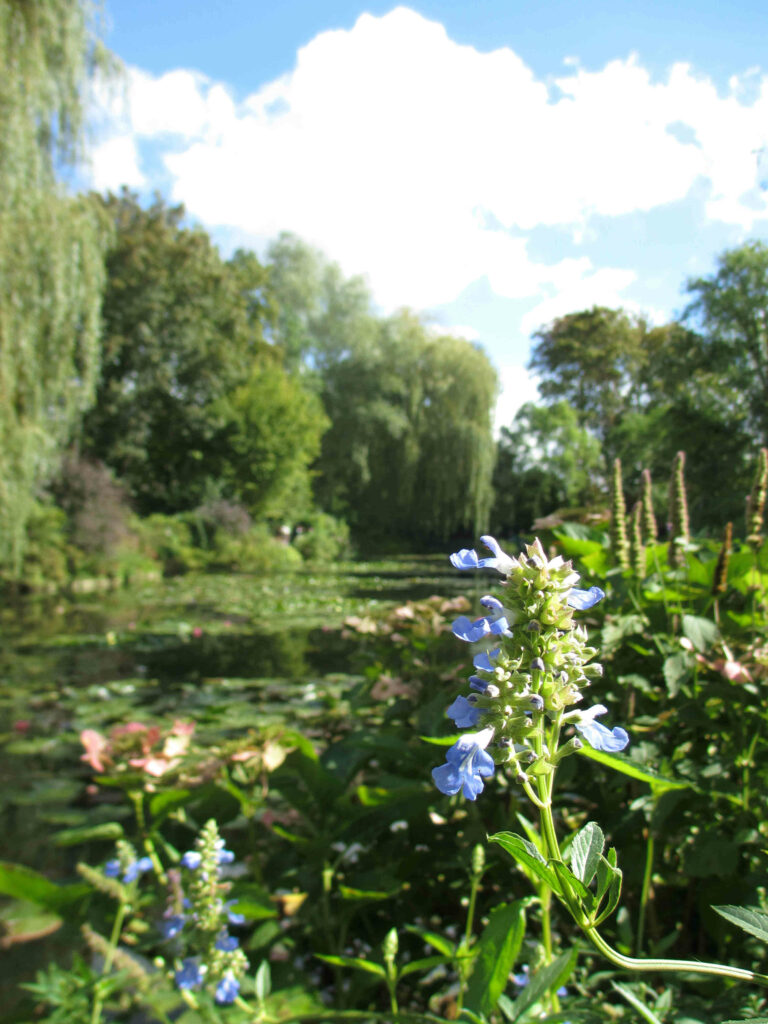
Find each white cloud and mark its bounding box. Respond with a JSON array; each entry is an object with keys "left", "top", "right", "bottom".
[
  {"left": 90, "top": 134, "right": 145, "bottom": 191},
  {"left": 89, "top": 6, "right": 768, "bottom": 318},
  {"left": 494, "top": 365, "right": 540, "bottom": 433}
]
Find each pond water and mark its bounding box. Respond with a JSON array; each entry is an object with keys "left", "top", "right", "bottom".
[
  {"left": 0, "top": 556, "right": 480, "bottom": 1010},
  {"left": 0, "top": 557, "right": 475, "bottom": 864}
]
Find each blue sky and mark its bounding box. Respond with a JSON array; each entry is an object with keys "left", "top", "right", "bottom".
[{"left": 93, "top": 1, "right": 768, "bottom": 426}]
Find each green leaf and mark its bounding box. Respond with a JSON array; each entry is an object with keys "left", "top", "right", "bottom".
[
  {"left": 576, "top": 745, "right": 689, "bottom": 792},
  {"left": 595, "top": 867, "right": 623, "bottom": 925},
  {"left": 53, "top": 822, "right": 124, "bottom": 847},
  {"left": 611, "top": 982, "right": 664, "bottom": 1024},
  {"left": 0, "top": 862, "right": 89, "bottom": 913},
  {"left": 0, "top": 899, "right": 62, "bottom": 945},
  {"left": 254, "top": 960, "right": 271, "bottom": 1001},
  {"left": 663, "top": 653, "right": 690, "bottom": 697},
  {"left": 509, "top": 948, "right": 577, "bottom": 1022},
  {"left": 551, "top": 861, "right": 595, "bottom": 915},
  {"left": 489, "top": 832, "right": 562, "bottom": 893},
  {"left": 595, "top": 849, "right": 620, "bottom": 905},
  {"left": 570, "top": 822, "right": 604, "bottom": 886},
  {"left": 338, "top": 885, "right": 399, "bottom": 900},
  {"left": 464, "top": 901, "right": 526, "bottom": 1017},
  {"left": 314, "top": 954, "right": 386, "bottom": 977},
  {"left": 405, "top": 924, "right": 455, "bottom": 958},
  {"left": 398, "top": 955, "right": 451, "bottom": 977},
  {"left": 712, "top": 905, "right": 768, "bottom": 943},
  {"left": 682, "top": 613, "right": 720, "bottom": 652},
  {"left": 149, "top": 789, "right": 192, "bottom": 820}
]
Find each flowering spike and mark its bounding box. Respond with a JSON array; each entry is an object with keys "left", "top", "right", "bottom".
[
  {"left": 746, "top": 447, "right": 768, "bottom": 548},
  {"left": 611, "top": 458, "right": 630, "bottom": 569},
  {"left": 712, "top": 521, "right": 732, "bottom": 596},
  {"left": 641, "top": 468, "right": 658, "bottom": 543},
  {"left": 630, "top": 501, "right": 646, "bottom": 578},
  {"left": 668, "top": 451, "right": 690, "bottom": 567}
]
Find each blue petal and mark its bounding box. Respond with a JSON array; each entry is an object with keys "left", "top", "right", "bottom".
[
  {"left": 215, "top": 973, "right": 240, "bottom": 1005},
  {"left": 215, "top": 932, "right": 239, "bottom": 952},
  {"left": 479, "top": 594, "right": 503, "bottom": 611},
  {"left": 577, "top": 720, "right": 629, "bottom": 752},
  {"left": 473, "top": 649, "right": 500, "bottom": 672},
  {"left": 181, "top": 851, "right": 202, "bottom": 869},
  {"left": 432, "top": 761, "right": 462, "bottom": 796},
  {"left": 446, "top": 696, "right": 482, "bottom": 729},
  {"left": 450, "top": 548, "right": 480, "bottom": 570},
  {"left": 567, "top": 586, "right": 605, "bottom": 610},
  {"left": 160, "top": 914, "right": 186, "bottom": 939},
  {"left": 452, "top": 615, "right": 491, "bottom": 643},
  {"left": 104, "top": 859, "right": 121, "bottom": 878},
  {"left": 175, "top": 959, "right": 204, "bottom": 990}
]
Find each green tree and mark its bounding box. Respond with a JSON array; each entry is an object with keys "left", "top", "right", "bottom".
[
  {"left": 685, "top": 241, "right": 768, "bottom": 445},
  {"left": 267, "top": 239, "right": 498, "bottom": 544},
  {"left": 528, "top": 307, "right": 649, "bottom": 461},
  {"left": 0, "top": 1, "right": 110, "bottom": 569},
  {"left": 526, "top": 305, "right": 753, "bottom": 532},
  {"left": 83, "top": 192, "right": 262, "bottom": 512},
  {"left": 492, "top": 400, "right": 604, "bottom": 534},
  {"left": 211, "top": 362, "right": 328, "bottom": 521}
]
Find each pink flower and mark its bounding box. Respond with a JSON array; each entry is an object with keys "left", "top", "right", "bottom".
[
  {"left": 80, "top": 729, "right": 110, "bottom": 772},
  {"left": 192, "top": 626, "right": 203, "bottom": 638}
]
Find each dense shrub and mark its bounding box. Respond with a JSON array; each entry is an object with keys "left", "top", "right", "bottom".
[{"left": 292, "top": 512, "right": 350, "bottom": 562}]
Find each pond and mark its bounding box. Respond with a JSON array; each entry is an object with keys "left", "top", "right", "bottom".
[{"left": 0, "top": 556, "right": 477, "bottom": 1014}]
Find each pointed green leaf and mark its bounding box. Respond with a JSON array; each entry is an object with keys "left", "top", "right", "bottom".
[
  {"left": 595, "top": 869, "right": 623, "bottom": 925},
  {"left": 713, "top": 905, "right": 768, "bottom": 944},
  {"left": 54, "top": 822, "right": 124, "bottom": 847},
  {"left": 0, "top": 862, "right": 89, "bottom": 912},
  {"left": 552, "top": 861, "right": 595, "bottom": 915},
  {"left": 611, "top": 982, "right": 664, "bottom": 1024},
  {"left": 405, "top": 924, "right": 455, "bottom": 958},
  {"left": 314, "top": 954, "right": 386, "bottom": 977},
  {"left": 489, "top": 832, "right": 562, "bottom": 893},
  {"left": 570, "top": 822, "right": 604, "bottom": 885},
  {"left": 254, "top": 960, "right": 271, "bottom": 1001},
  {"left": 464, "top": 900, "right": 526, "bottom": 1017},
  {"left": 577, "top": 746, "right": 689, "bottom": 791},
  {"left": 398, "top": 955, "right": 451, "bottom": 977},
  {"left": 510, "top": 948, "right": 577, "bottom": 1022},
  {"left": 595, "top": 849, "right": 620, "bottom": 904}
]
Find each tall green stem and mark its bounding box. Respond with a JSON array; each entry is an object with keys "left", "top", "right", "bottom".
[
  {"left": 90, "top": 899, "right": 127, "bottom": 1024},
  {"left": 635, "top": 828, "right": 654, "bottom": 955}
]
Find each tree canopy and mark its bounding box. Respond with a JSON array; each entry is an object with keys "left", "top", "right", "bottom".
[{"left": 0, "top": 0, "right": 109, "bottom": 569}]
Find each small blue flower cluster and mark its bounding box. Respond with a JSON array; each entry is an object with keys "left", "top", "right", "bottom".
[
  {"left": 434, "top": 536, "right": 628, "bottom": 801},
  {"left": 104, "top": 855, "right": 153, "bottom": 883},
  {"left": 162, "top": 822, "right": 248, "bottom": 1006}
]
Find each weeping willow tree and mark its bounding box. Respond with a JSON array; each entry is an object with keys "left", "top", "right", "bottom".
[{"left": 0, "top": 1, "right": 109, "bottom": 570}]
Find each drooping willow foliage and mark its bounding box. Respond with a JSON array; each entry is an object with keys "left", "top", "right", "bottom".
[{"left": 0, "top": 0, "right": 110, "bottom": 568}]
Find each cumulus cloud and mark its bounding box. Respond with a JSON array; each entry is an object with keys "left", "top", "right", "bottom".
[
  {"left": 89, "top": 6, "right": 768, "bottom": 316},
  {"left": 494, "top": 365, "right": 540, "bottom": 433}
]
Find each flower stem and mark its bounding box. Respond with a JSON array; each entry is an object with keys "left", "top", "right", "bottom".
[{"left": 582, "top": 925, "right": 768, "bottom": 987}]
